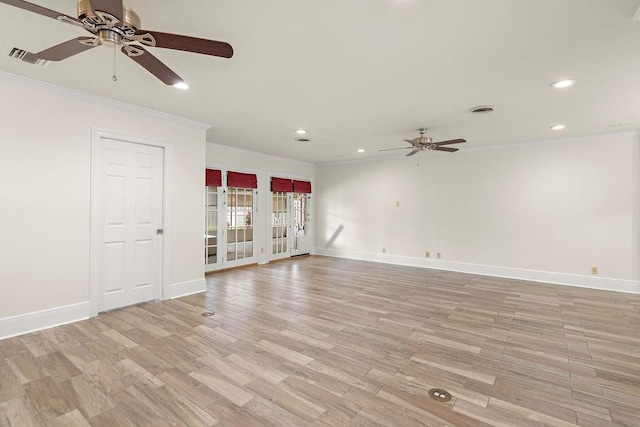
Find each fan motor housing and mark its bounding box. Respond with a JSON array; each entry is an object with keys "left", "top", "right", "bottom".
[{"left": 77, "top": 0, "right": 141, "bottom": 30}]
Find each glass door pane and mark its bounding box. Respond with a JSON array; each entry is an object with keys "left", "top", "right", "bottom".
[
  {"left": 205, "top": 186, "right": 219, "bottom": 266},
  {"left": 292, "top": 193, "right": 310, "bottom": 255},
  {"left": 227, "top": 188, "right": 254, "bottom": 263},
  {"left": 271, "top": 192, "right": 288, "bottom": 256}
]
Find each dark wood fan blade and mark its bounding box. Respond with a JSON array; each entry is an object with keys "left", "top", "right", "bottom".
[
  {"left": 0, "top": 0, "right": 79, "bottom": 22},
  {"left": 123, "top": 46, "right": 183, "bottom": 86},
  {"left": 137, "top": 30, "right": 234, "bottom": 58},
  {"left": 36, "top": 38, "right": 96, "bottom": 61},
  {"left": 433, "top": 146, "right": 459, "bottom": 152},
  {"left": 404, "top": 139, "right": 418, "bottom": 145},
  {"left": 89, "top": 0, "right": 123, "bottom": 21},
  {"left": 379, "top": 147, "right": 411, "bottom": 152},
  {"left": 434, "top": 138, "right": 466, "bottom": 146},
  {"left": 406, "top": 148, "right": 420, "bottom": 157}
]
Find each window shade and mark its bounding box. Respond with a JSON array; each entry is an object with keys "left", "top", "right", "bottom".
[
  {"left": 205, "top": 169, "right": 222, "bottom": 187},
  {"left": 227, "top": 171, "right": 258, "bottom": 189},
  {"left": 293, "top": 180, "right": 312, "bottom": 194},
  {"left": 271, "top": 177, "right": 293, "bottom": 192}
]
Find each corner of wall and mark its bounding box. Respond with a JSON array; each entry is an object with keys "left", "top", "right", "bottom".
[{"left": 167, "top": 279, "right": 207, "bottom": 299}]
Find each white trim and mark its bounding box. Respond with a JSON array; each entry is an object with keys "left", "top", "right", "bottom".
[
  {"left": 0, "top": 302, "right": 90, "bottom": 340},
  {"left": 0, "top": 71, "right": 211, "bottom": 130},
  {"left": 315, "top": 248, "right": 640, "bottom": 294},
  {"left": 90, "top": 129, "right": 174, "bottom": 316},
  {"left": 168, "top": 279, "right": 207, "bottom": 299}
]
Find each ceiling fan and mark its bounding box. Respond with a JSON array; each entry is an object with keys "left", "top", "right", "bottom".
[
  {"left": 379, "top": 128, "right": 466, "bottom": 156},
  {"left": 1, "top": 0, "right": 233, "bottom": 86}
]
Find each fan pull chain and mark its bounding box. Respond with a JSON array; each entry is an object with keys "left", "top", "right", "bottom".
[{"left": 112, "top": 45, "right": 118, "bottom": 82}]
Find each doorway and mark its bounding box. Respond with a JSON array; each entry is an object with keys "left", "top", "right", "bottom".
[
  {"left": 205, "top": 168, "right": 258, "bottom": 271},
  {"left": 270, "top": 189, "right": 311, "bottom": 260},
  {"left": 91, "top": 133, "right": 165, "bottom": 313}
]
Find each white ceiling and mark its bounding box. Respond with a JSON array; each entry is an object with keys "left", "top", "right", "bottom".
[{"left": 1, "top": 0, "right": 640, "bottom": 163}]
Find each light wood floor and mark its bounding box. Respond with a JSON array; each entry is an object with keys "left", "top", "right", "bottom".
[{"left": 2, "top": 256, "right": 640, "bottom": 426}]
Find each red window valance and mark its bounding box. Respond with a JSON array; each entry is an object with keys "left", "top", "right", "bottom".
[
  {"left": 271, "top": 177, "right": 293, "bottom": 192},
  {"left": 227, "top": 171, "right": 258, "bottom": 189},
  {"left": 293, "top": 180, "right": 312, "bottom": 194},
  {"left": 205, "top": 169, "right": 222, "bottom": 187}
]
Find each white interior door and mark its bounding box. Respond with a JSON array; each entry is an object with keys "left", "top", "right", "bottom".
[{"left": 93, "top": 138, "right": 164, "bottom": 312}]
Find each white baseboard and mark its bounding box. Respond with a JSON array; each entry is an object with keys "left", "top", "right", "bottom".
[
  {"left": 0, "top": 302, "right": 91, "bottom": 340},
  {"left": 314, "top": 248, "right": 640, "bottom": 294},
  {"left": 167, "top": 278, "right": 207, "bottom": 299}
]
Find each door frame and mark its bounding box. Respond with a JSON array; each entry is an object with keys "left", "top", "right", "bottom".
[
  {"left": 205, "top": 162, "right": 261, "bottom": 272},
  {"left": 267, "top": 172, "right": 314, "bottom": 262},
  {"left": 89, "top": 128, "right": 173, "bottom": 317},
  {"left": 290, "top": 192, "right": 311, "bottom": 257}
]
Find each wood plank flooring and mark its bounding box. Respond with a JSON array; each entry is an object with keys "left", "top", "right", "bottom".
[{"left": 1, "top": 256, "right": 640, "bottom": 426}]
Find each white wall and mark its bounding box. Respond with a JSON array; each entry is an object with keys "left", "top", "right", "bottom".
[
  {"left": 206, "top": 142, "right": 315, "bottom": 263},
  {"left": 0, "top": 73, "right": 208, "bottom": 335},
  {"left": 315, "top": 132, "right": 640, "bottom": 293}
]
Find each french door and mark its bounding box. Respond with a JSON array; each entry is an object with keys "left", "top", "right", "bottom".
[
  {"left": 291, "top": 193, "right": 310, "bottom": 256},
  {"left": 271, "top": 192, "right": 311, "bottom": 260},
  {"left": 205, "top": 185, "right": 219, "bottom": 266},
  {"left": 205, "top": 180, "right": 257, "bottom": 272},
  {"left": 225, "top": 187, "right": 255, "bottom": 266}
]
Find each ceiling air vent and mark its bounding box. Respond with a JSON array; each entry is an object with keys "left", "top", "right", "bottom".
[
  {"left": 470, "top": 105, "right": 494, "bottom": 114},
  {"left": 8, "top": 48, "right": 53, "bottom": 67}
]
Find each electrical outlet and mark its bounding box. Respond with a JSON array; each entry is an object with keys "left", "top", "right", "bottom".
[
  {"left": 437, "top": 252, "right": 441, "bottom": 259},
  {"left": 591, "top": 266, "right": 598, "bottom": 275},
  {"left": 396, "top": 201, "right": 400, "bottom": 208},
  {"left": 425, "top": 251, "right": 430, "bottom": 258},
  {"left": 382, "top": 248, "right": 386, "bottom": 254}
]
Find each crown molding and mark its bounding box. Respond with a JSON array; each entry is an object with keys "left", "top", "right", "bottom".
[
  {"left": 0, "top": 71, "right": 212, "bottom": 131},
  {"left": 207, "top": 141, "right": 315, "bottom": 167},
  {"left": 318, "top": 131, "right": 639, "bottom": 166}
]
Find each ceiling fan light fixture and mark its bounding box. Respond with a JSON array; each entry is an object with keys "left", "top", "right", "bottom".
[
  {"left": 173, "top": 82, "right": 190, "bottom": 90},
  {"left": 551, "top": 79, "right": 576, "bottom": 89}
]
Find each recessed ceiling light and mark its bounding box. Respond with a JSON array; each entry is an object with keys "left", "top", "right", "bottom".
[
  {"left": 174, "top": 82, "right": 190, "bottom": 90},
  {"left": 357, "top": 149, "right": 365, "bottom": 153},
  {"left": 296, "top": 129, "right": 307, "bottom": 135},
  {"left": 551, "top": 124, "right": 566, "bottom": 130},
  {"left": 551, "top": 79, "right": 576, "bottom": 89}
]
